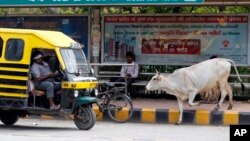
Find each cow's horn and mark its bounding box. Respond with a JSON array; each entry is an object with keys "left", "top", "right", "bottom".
[{"left": 155, "top": 69, "right": 160, "bottom": 75}]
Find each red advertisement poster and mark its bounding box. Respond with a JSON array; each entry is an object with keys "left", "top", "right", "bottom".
[{"left": 141, "top": 39, "right": 200, "bottom": 54}]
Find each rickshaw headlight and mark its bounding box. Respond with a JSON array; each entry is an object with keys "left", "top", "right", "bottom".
[
  {"left": 74, "top": 90, "right": 79, "bottom": 97},
  {"left": 94, "top": 89, "right": 98, "bottom": 96}
]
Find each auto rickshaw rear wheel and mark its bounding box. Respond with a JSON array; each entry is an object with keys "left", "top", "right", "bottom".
[
  {"left": 74, "top": 105, "right": 96, "bottom": 130},
  {"left": 0, "top": 110, "right": 19, "bottom": 125}
]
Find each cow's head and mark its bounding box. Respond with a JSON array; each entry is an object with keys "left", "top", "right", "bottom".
[{"left": 146, "top": 70, "right": 163, "bottom": 91}]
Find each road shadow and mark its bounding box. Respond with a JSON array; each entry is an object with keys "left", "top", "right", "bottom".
[{"left": 0, "top": 124, "right": 77, "bottom": 131}]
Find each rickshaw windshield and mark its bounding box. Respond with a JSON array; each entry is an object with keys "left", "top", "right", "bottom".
[{"left": 60, "top": 48, "right": 91, "bottom": 75}]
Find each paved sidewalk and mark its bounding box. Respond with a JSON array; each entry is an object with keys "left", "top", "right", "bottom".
[{"left": 132, "top": 98, "right": 250, "bottom": 112}]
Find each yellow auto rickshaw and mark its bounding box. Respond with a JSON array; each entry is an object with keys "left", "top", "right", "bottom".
[{"left": 0, "top": 28, "right": 98, "bottom": 130}]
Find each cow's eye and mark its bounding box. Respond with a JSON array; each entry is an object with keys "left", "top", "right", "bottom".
[{"left": 153, "top": 78, "right": 157, "bottom": 81}]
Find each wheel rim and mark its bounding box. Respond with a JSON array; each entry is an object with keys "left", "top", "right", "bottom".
[
  {"left": 75, "top": 107, "right": 90, "bottom": 124},
  {"left": 107, "top": 94, "right": 133, "bottom": 123},
  {"left": 74, "top": 106, "right": 96, "bottom": 130}
]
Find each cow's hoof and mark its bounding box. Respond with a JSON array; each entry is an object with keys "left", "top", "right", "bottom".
[
  {"left": 227, "top": 105, "right": 233, "bottom": 110},
  {"left": 212, "top": 107, "right": 219, "bottom": 112},
  {"left": 175, "top": 121, "right": 181, "bottom": 125}
]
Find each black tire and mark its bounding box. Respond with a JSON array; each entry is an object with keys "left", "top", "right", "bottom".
[
  {"left": 74, "top": 105, "right": 96, "bottom": 130},
  {"left": 107, "top": 94, "right": 133, "bottom": 123},
  {"left": 0, "top": 111, "right": 19, "bottom": 125}
]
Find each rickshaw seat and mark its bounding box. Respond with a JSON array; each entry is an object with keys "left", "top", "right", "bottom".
[
  {"left": 28, "top": 80, "right": 46, "bottom": 96},
  {"left": 28, "top": 80, "right": 47, "bottom": 108}
]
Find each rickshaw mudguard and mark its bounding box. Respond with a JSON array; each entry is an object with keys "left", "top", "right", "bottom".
[{"left": 75, "top": 96, "right": 97, "bottom": 107}]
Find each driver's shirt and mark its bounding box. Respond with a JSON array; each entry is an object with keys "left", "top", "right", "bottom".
[{"left": 31, "top": 61, "right": 54, "bottom": 84}]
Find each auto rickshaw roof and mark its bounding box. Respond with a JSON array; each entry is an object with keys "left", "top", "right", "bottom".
[{"left": 0, "top": 28, "right": 77, "bottom": 48}]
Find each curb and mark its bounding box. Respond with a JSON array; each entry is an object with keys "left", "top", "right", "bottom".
[
  {"left": 94, "top": 108, "right": 250, "bottom": 125},
  {"left": 27, "top": 107, "right": 250, "bottom": 125}
]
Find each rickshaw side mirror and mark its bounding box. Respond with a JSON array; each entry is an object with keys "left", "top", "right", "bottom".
[{"left": 91, "top": 68, "right": 95, "bottom": 74}]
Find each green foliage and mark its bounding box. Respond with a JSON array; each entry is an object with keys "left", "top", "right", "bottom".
[
  {"left": 191, "top": 7, "right": 220, "bottom": 13},
  {"left": 224, "top": 6, "right": 250, "bottom": 13},
  {"left": 102, "top": 7, "right": 121, "bottom": 14},
  {"left": 0, "top": 6, "right": 249, "bottom": 15},
  {"left": 0, "top": 7, "right": 89, "bottom": 15},
  {"left": 140, "top": 65, "right": 184, "bottom": 73}
]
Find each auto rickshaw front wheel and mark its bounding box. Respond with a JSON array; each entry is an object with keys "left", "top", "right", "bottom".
[
  {"left": 74, "top": 105, "right": 96, "bottom": 130},
  {"left": 0, "top": 110, "right": 19, "bottom": 125}
]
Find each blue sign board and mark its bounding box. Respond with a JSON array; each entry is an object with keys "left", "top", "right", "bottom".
[
  {"left": 0, "top": 15, "right": 90, "bottom": 57},
  {"left": 0, "top": 0, "right": 204, "bottom": 6}
]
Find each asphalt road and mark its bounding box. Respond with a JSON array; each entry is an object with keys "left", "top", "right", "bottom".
[{"left": 0, "top": 118, "right": 229, "bottom": 141}]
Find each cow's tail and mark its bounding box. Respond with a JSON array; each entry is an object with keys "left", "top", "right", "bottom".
[{"left": 226, "top": 59, "right": 245, "bottom": 92}]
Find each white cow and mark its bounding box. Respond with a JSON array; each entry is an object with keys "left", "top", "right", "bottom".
[{"left": 146, "top": 58, "right": 245, "bottom": 124}]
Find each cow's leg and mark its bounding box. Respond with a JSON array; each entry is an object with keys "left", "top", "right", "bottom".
[
  {"left": 213, "top": 88, "right": 220, "bottom": 104},
  {"left": 213, "top": 85, "right": 227, "bottom": 111},
  {"left": 188, "top": 92, "right": 200, "bottom": 106},
  {"left": 206, "top": 90, "right": 213, "bottom": 104},
  {"left": 226, "top": 83, "right": 233, "bottom": 110},
  {"left": 176, "top": 97, "right": 183, "bottom": 125}
]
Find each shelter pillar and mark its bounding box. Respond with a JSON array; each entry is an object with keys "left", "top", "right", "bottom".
[{"left": 91, "top": 7, "right": 101, "bottom": 76}]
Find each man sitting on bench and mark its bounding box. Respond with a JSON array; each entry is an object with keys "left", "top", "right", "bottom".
[{"left": 111, "top": 51, "right": 139, "bottom": 96}]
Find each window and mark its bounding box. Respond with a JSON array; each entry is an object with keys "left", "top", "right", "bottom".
[
  {"left": 0, "top": 37, "right": 3, "bottom": 58},
  {"left": 5, "top": 39, "right": 24, "bottom": 61}
]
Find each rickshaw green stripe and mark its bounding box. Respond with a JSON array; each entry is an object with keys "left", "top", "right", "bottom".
[
  {"left": 0, "top": 63, "right": 29, "bottom": 69},
  {"left": 0, "top": 70, "right": 28, "bottom": 76},
  {"left": 0, "top": 78, "right": 27, "bottom": 86},
  {"left": 0, "top": 88, "right": 26, "bottom": 94}
]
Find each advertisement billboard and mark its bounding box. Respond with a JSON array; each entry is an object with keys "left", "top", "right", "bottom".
[{"left": 103, "top": 15, "right": 249, "bottom": 66}]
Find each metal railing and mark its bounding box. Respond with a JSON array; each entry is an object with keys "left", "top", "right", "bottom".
[
  {"left": 91, "top": 63, "right": 135, "bottom": 96},
  {"left": 95, "top": 69, "right": 250, "bottom": 99}
]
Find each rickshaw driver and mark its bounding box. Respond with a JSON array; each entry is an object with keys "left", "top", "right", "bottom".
[{"left": 31, "top": 53, "right": 61, "bottom": 110}]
